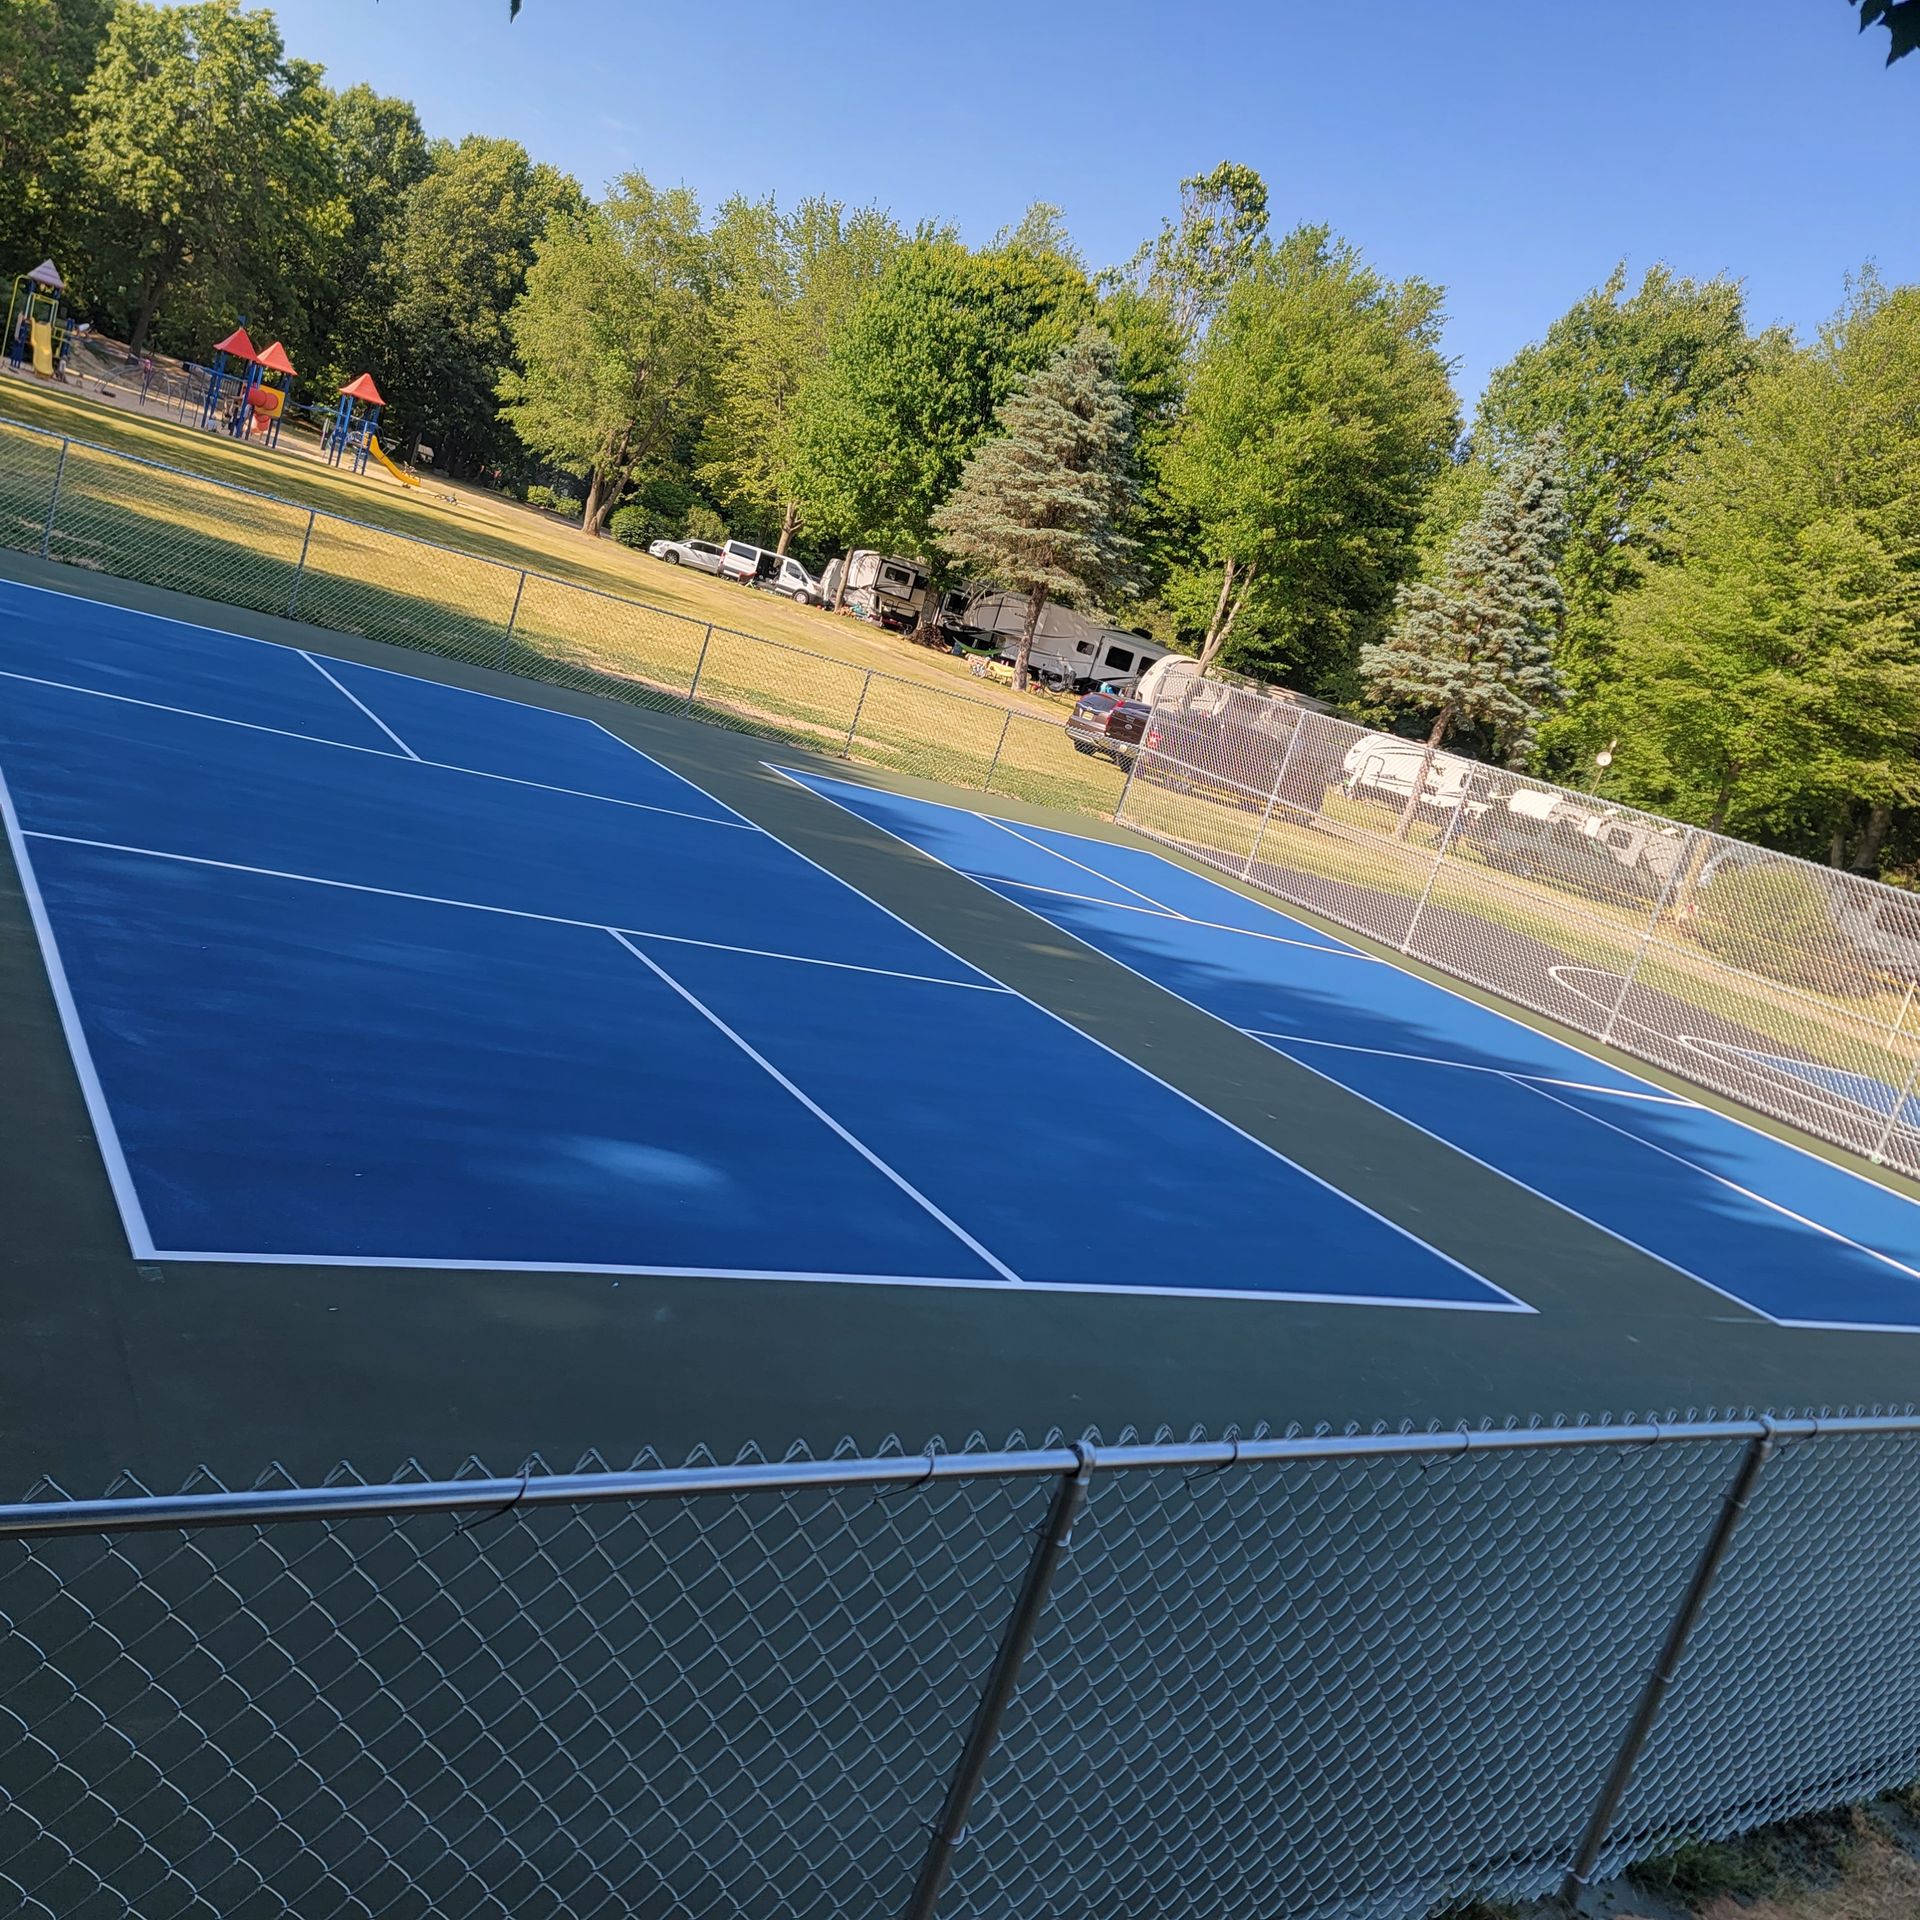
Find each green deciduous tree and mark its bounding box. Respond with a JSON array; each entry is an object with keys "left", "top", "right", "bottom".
[
  {"left": 0, "top": 0, "right": 114, "bottom": 272},
  {"left": 1474, "top": 264, "right": 1776, "bottom": 696},
  {"left": 1360, "top": 433, "right": 1570, "bottom": 835},
  {"left": 379, "top": 133, "right": 582, "bottom": 473},
  {"left": 1159, "top": 224, "right": 1459, "bottom": 692},
  {"left": 930, "top": 328, "right": 1135, "bottom": 691},
  {"left": 698, "top": 194, "right": 901, "bottom": 554},
  {"left": 1602, "top": 282, "right": 1920, "bottom": 865},
  {"left": 67, "top": 0, "right": 338, "bottom": 353},
  {"left": 788, "top": 231, "right": 1093, "bottom": 556},
  {"left": 501, "top": 173, "right": 710, "bottom": 536},
  {"left": 1124, "top": 161, "right": 1269, "bottom": 345}
]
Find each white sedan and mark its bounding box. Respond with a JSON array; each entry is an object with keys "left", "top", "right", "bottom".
[{"left": 647, "top": 537, "right": 726, "bottom": 576}]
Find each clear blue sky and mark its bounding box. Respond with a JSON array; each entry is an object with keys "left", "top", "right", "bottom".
[{"left": 269, "top": 0, "right": 1916, "bottom": 407}]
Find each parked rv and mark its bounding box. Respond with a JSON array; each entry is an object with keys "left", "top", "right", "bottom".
[
  {"left": 1340, "top": 734, "right": 1480, "bottom": 814},
  {"left": 720, "top": 540, "right": 821, "bottom": 603},
  {"left": 823, "top": 551, "right": 931, "bottom": 630},
  {"left": 957, "top": 592, "right": 1167, "bottom": 693}
]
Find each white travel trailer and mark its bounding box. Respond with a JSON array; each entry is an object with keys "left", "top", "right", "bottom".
[
  {"left": 959, "top": 592, "right": 1168, "bottom": 692},
  {"left": 822, "top": 551, "right": 931, "bottom": 630},
  {"left": 1340, "top": 733, "right": 1481, "bottom": 812}
]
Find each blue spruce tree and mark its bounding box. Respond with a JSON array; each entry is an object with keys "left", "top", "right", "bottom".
[{"left": 1360, "top": 431, "right": 1569, "bottom": 836}]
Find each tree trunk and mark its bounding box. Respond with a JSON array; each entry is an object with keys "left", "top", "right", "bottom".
[
  {"left": 1392, "top": 705, "right": 1454, "bottom": 842},
  {"left": 1012, "top": 585, "right": 1047, "bottom": 693},
  {"left": 1852, "top": 803, "right": 1893, "bottom": 876},
  {"left": 128, "top": 269, "right": 171, "bottom": 355},
  {"left": 775, "top": 499, "right": 800, "bottom": 558},
  {"left": 581, "top": 466, "right": 612, "bottom": 536},
  {"left": 1197, "top": 556, "right": 1255, "bottom": 674},
  {"left": 1674, "top": 771, "right": 1741, "bottom": 920},
  {"left": 1828, "top": 816, "right": 1852, "bottom": 868}
]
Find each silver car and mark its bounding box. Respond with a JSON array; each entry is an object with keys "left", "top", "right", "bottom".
[{"left": 647, "top": 537, "right": 726, "bottom": 575}]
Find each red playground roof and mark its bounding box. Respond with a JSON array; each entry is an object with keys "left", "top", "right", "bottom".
[
  {"left": 338, "top": 372, "right": 385, "bottom": 405},
  {"left": 254, "top": 339, "right": 296, "bottom": 376},
  {"left": 211, "top": 327, "right": 258, "bottom": 361}
]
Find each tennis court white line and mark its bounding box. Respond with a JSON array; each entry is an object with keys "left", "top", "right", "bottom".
[
  {"left": 980, "top": 874, "right": 1379, "bottom": 959},
  {"left": 983, "top": 814, "right": 1189, "bottom": 915},
  {"left": 1241, "top": 1029, "right": 1699, "bottom": 1104},
  {"left": 20, "top": 829, "right": 1006, "bottom": 992},
  {"left": 767, "top": 762, "right": 1531, "bottom": 1315},
  {"left": 300, "top": 651, "right": 419, "bottom": 758},
  {"left": 0, "top": 667, "right": 758, "bottom": 832},
  {"left": 1510, "top": 1076, "right": 1920, "bottom": 1306},
  {"left": 0, "top": 768, "right": 158, "bottom": 1260},
  {"left": 609, "top": 930, "right": 1025, "bottom": 1286}
]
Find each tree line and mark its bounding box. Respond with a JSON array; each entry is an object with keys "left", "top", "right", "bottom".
[{"left": 4, "top": 0, "right": 1919, "bottom": 878}]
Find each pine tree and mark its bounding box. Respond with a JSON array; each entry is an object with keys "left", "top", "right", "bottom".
[
  {"left": 1360, "top": 432, "right": 1569, "bottom": 836},
  {"left": 931, "top": 327, "right": 1136, "bottom": 690}
]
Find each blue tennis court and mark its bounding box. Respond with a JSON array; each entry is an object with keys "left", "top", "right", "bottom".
[
  {"left": 782, "top": 766, "right": 1920, "bottom": 1335},
  {"left": 0, "top": 579, "right": 1516, "bottom": 1310}
]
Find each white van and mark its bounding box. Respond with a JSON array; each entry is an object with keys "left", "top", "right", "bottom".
[
  {"left": 720, "top": 540, "right": 821, "bottom": 604},
  {"left": 1341, "top": 734, "right": 1479, "bottom": 813}
]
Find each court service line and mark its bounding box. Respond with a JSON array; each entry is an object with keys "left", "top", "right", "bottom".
[
  {"left": 0, "top": 768, "right": 158, "bottom": 1260},
  {"left": 299, "top": 651, "right": 419, "bottom": 758},
  {"left": 607, "top": 930, "right": 1025, "bottom": 1286},
  {"left": 0, "top": 667, "right": 758, "bottom": 832},
  {"left": 980, "top": 874, "right": 1380, "bottom": 959},
  {"left": 1509, "top": 1075, "right": 1920, "bottom": 1317},
  {"left": 982, "top": 814, "right": 1193, "bottom": 916},
  {"left": 293, "top": 635, "right": 767, "bottom": 833},
  {"left": 764, "top": 763, "right": 1531, "bottom": 1314},
  {"left": 19, "top": 830, "right": 1006, "bottom": 993},
  {"left": 1241, "top": 1029, "right": 1698, "bottom": 1104}
]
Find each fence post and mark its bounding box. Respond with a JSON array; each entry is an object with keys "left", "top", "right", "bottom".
[
  {"left": 38, "top": 438, "right": 69, "bottom": 560},
  {"left": 1400, "top": 790, "right": 1468, "bottom": 956},
  {"left": 982, "top": 710, "right": 1014, "bottom": 793},
  {"left": 1602, "top": 828, "right": 1694, "bottom": 1045},
  {"left": 684, "top": 624, "right": 713, "bottom": 714},
  {"left": 286, "top": 509, "right": 316, "bottom": 619},
  {"left": 500, "top": 570, "right": 527, "bottom": 664},
  {"left": 1245, "top": 715, "right": 1307, "bottom": 880},
  {"left": 1869, "top": 1050, "right": 1920, "bottom": 1164},
  {"left": 902, "top": 1445, "right": 1095, "bottom": 1920},
  {"left": 843, "top": 670, "right": 874, "bottom": 759},
  {"left": 1559, "top": 1427, "right": 1775, "bottom": 1904}
]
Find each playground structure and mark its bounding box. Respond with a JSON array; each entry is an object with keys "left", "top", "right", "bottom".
[
  {"left": 5, "top": 261, "right": 71, "bottom": 378},
  {"left": 199, "top": 328, "right": 298, "bottom": 447}
]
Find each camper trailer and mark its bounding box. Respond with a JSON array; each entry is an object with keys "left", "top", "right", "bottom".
[
  {"left": 1340, "top": 734, "right": 1481, "bottom": 814},
  {"left": 958, "top": 592, "right": 1168, "bottom": 693},
  {"left": 822, "top": 551, "right": 931, "bottom": 630}
]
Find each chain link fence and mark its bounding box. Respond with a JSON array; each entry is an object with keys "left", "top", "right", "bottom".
[
  {"left": 0, "top": 416, "right": 1113, "bottom": 816},
  {"left": 4, "top": 1417, "right": 1920, "bottom": 1918},
  {"left": 1117, "top": 678, "right": 1920, "bottom": 1179},
  {"left": 7, "top": 413, "right": 1920, "bottom": 1172}
]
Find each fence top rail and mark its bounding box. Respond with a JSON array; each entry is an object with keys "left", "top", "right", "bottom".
[
  {"left": 1, "top": 413, "right": 1053, "bottom": 727},
  {"left": 3, "top": 1413, "right": 1913, "bottom": 1542}
]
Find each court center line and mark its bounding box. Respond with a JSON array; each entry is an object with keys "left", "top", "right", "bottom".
[
  {"left": 605, "top": 930, "right": 1025, "bottom": 1286},
  {"left": 764, "top": 763, "right": 1529, "bottom": 1314},
  {"left": 0, "top": 667, "right": 759, "bottom": 832},
  {"left": 982, "top": 813, "right": 1196, "bottom": 916},
  {"left": 299, "top": 651, "right": 419, "bottom": 759},
  {"left": 1241, "top": 1029, "right": 1699, "bottom": 1104},
  {"left": 0, "top": 768, "right": 158, "bottom": 1260},
  {"left": 1508, "top": 1075, "right": 1920, "bottom": 1298},
  {"left": 20, "top": 830, "right": 1004, "bottom": 992}
]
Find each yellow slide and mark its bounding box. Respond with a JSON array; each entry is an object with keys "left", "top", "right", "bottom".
[{"left": 368, "top": 432, "right": 421, "bottom": 489}]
